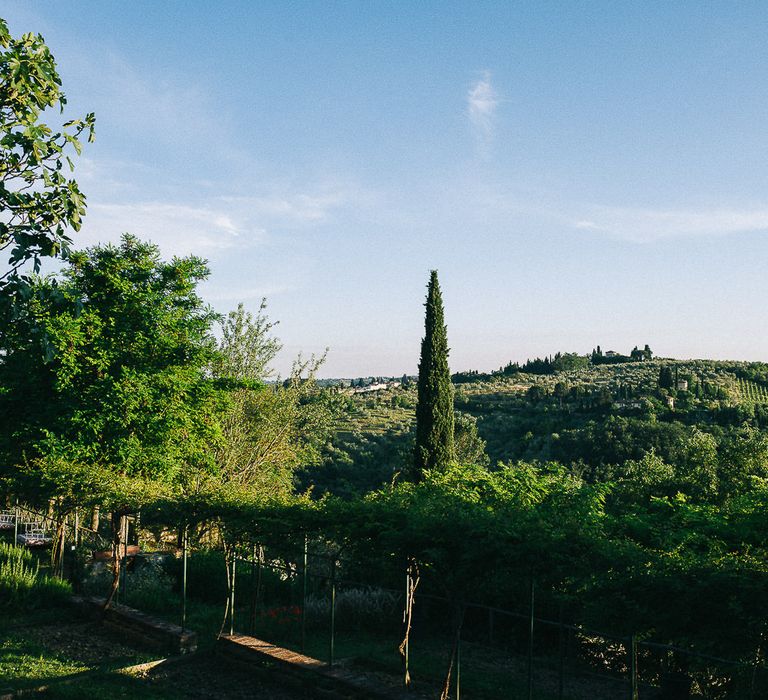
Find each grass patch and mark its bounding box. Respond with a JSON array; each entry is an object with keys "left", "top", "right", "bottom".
[
  {"left": 0, "top": 634, "right": 87, "bottom": 691},
  {"left": 0, "top": 542, "right": 71, "bottom": 613},
  {"left": 0, "top": 606, "right": 160, "bottom": 694}
]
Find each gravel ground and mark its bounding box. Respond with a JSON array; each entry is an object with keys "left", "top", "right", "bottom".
[
  {"left": 10, "top": 620, "right": 321, "bottom": 699},
  {"left": 136, "top": 654, "right": 324, "bottom": 699},
  {"left": 22, "top": 620, "right": 144, "bottom": 665},
  {"left": 11, "top": 618, "right": 637, "bottom": 699}
]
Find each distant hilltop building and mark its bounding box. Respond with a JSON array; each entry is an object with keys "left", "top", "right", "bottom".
[
  {"left": 612, "top": 400, "right": 644, "bottom": 411},
  {"left": 348, "top": 381, "right": 400, "bottom": 395},
  {"left": 677, "top": 379, "right": 688, "bottom": 392},
  {"left": 592, "top": 345, "right": 652, "bottom": 364}
]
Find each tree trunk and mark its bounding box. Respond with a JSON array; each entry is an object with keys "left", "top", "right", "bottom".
[
  {"left": 398, "top": 558, "right": 420, "bottom": 687},
  {"left": 440, "top": 603, "right": 465, "bottom": 700},
  {"left": 50, "top": 514, "right": 66, "bottom": 578},
  {"left": 750, "top": 635, "right": 765, "bottom": 699},
  {"left": 218, "top": 537, "right": 235, "bottom": 638},
  {"left": 104, "top": 511, "right": 127, "bottom": 609},
  {"left": 90, "top": 505, "right": 100, "bottom": 531}
]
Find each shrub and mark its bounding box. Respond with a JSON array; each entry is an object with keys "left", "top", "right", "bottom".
[
  {"left": 80, "top": 561, "right": 112, "bottom": 598},
  {"left": 123, "top": 559, "right": 176, "bottom": 614},
  {"left": 165, "top": 549, "right": 228, "bottom": 604},
  {"left": 165, "top": 549, "right": 286, "bottom": 606},
  {"left": 304, "top": 587, "right": 398, "bottom": 630},
  {"left": 0, "top": 542, "right": 71, "bottom": 611}
]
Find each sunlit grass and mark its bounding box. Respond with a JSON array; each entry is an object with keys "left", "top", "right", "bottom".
[{"left": 0, "top": 635, "right": 87, "bottom": 691}]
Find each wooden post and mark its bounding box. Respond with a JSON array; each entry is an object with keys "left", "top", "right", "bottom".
[
  {"left": 404, "top": 570, "right": 410, "bottom": 685},
  {"left": 301, "top": 535, "right": 308, "bottom": 653},
  {"left": 456, "top": 629, "right": 461, "bottom": 700},
  {"left": 329, "top": 556, "right": 336, "bottom": 667},
  {"left": 250, "top": 543, "right": 257, "bottom": 635},
  {"left": 59, "top": 514, "right": 67, "bottom": 579},
  {"left": 229, "top": 555, "right": 237, "bottom": 636},
  {"left": 256, "top": 545, "right": 263, "bottom": 618},
  {"left": 528, "top": 577, "right": 535, "bottom": 700},
  {"left": 630, "top": 634, "right": 638, "bottom": 700},
  {"left": 120, "top": 515, "right": 129, "bottom": 601},
  {"left": 181, "top": 525, "right": 188, "bottom": 631},
  {"left": 558, "top": 605, "right": 565, "bottom": 700}
]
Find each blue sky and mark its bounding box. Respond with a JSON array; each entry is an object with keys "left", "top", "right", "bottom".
[{"left": 6, "top": 2, "right": 768, "bottom": 376}]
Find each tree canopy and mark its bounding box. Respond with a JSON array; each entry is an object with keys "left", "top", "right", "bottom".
[
  {"left": 0, "top": 18, "right": 94, "bottom": 294},
  {"left": 0, "top": 235, "right": 221, "bottom": 503}
]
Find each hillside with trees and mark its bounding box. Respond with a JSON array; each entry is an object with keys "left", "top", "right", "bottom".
[
  {"left": 3, "top": 15, "right": 768, "bottom": 700},
  {"left": 308, "top": 356, "right": 768, "bottom": 496}
]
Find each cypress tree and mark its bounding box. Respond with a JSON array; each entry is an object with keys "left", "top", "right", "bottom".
[
  {"left": 659, "top": 366, "right": 674, "bottom": 389},
  {"left": 413, "top": 270, "right": 454, "bottom": 478}
]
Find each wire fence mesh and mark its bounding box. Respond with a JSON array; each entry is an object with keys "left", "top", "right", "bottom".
[{"left": 4, "top": 507, "right": 767, "bottom": 699}]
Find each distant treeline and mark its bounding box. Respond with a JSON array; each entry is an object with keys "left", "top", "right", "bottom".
[{"left": 453, "top": 345, "right": 654, "bottom": 383}]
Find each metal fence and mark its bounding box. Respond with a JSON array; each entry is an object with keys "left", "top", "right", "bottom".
[
  {"left": 212, "top": 542, "right": 768, "bottom": 699},
  {"left": 4, "top": 509, "right": 767, "bottom": 699}
]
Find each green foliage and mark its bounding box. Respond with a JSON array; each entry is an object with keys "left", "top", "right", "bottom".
[
  {"left": 736, "top": 376, "right": 768, "bottom": 403},
  {"left": 307, "top": 358, "right": 768, "bottom": 669},
  {"left": 585, "top": 491, "right": 768, "bottom": 665},
  {"left": 658, "top": 365, "right": 674, "bottom": 389},
  {"left": 214, "top": 353, "right": 339, "bottom": 497},
  {"left": 304, "top": 425, "right": 409, "bottom": 497},
  {"left": 321, "top": 462, "right": 608, "bottom": 607},
  {"left": 455, "top": 346, "right": 653, "bottom": 381},
  {"left": 0, "top": 18, "right": 94, "bottom": 297},
  {"left": 414, "top": 270, "right": 454, "bottom": 477},
  {"left": 453, "top": 411, "right": 489, "bottom": 466},
  {"left": 174, "top": 548, "right": 228, "bottom": 604},
  {"left": 121, "top": 561, "right": 176, "bottom": 615},
  {"left": 0, "top": 542, "right": 71, "bottom": 610},
  {"left": 0, "top": 32, "right": 765, "bottom": 672},
  {"left": 162, "top": 547, "right": 284, "bottom": 606},
  {"left": 317, "top": 358, "right": 768, "bottom": 499},
  {"left": 13, "top": 458, "right": 171, "bottom": 517},
  {"left": 0, "top": 235, "right": 223, "bottom": 511},
  {"left": 212, "top": 300, "right": 281, "bottom": 381}
]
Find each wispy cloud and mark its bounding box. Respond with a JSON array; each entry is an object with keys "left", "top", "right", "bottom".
[
  {"left": 74, "top": 169, "right": 363, "bottom": 259},
  {"left": 201, "top": 283, "right": 291, "bottom": 302},
  {"left": 219, "top": 190, "right": 351, "bottom": 224},
  {"left": 79, "top": 202, "right": 262, "bottom": 257},
  {"left": 467, "top": 71, "right": 498, "bottom": 155},
  {"left": 409, "top": 175, "right": 768, "bottom": 245},
  {"left": 87, "top": 53, "right": 223, "bottom": 151},
  {"left": 572, "top": 206, "right": 768, "bottom": 242}
]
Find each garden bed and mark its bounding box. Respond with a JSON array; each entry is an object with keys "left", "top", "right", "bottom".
[
  {"left": 70, "top": 596, "right": 197, "bottom": 655},
  {"left": 0, "top": 617, "right": 322, "bottom": 699}
]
